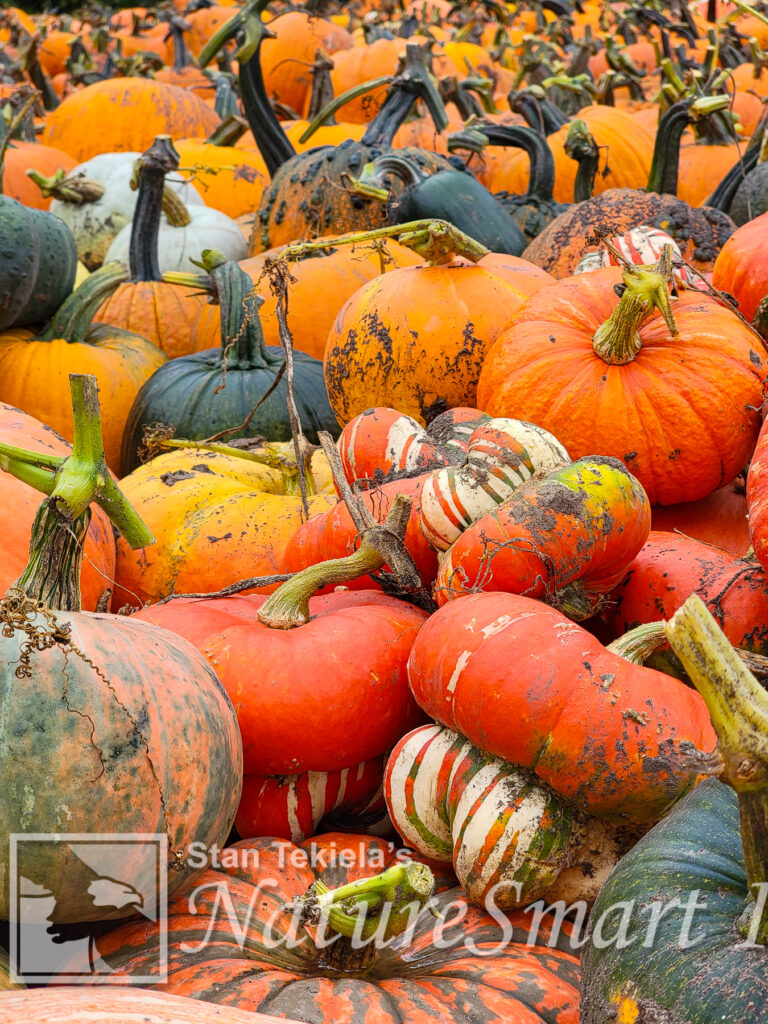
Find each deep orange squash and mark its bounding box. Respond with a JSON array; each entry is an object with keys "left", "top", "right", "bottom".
[{"left": 477, "top": 262, "right": 766, "bottom": 505}]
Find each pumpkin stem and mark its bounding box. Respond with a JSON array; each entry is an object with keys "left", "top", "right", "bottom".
[
  {"left": 277, "top": 218, "right": 488, "bottom": 266},
  {"left": 607, "top": 621, "right": 668, "bottom": 664},
  {"left": 204, "top": 114, "right": 249, "bottom": 148},
  {"left": 449, "top": 122, "right": 557, "bottom": 203},
  {"left": 197, "top": 0, "right": 296, "bottom": 178},
  {"left": 38, "top": 263, "right": 128, "bottom": 345},
  {"left": 2, "top": 375, "right": 154, "bottom": 611},
  {"left": 564, "top": 118, "right": 599, "bottom": 202},
  {"left": 129, "top": 135, "right": 181, "bottom": 283},
  {"left": 161, "top": 187, "right": 192, "bottom": 228},
  {"left": 360, "top": 43, "right": 449, "bottom": 148},
  {"left": 592, "top": 247, "right": 679, "bottom": 365},
  {"left": 289, "top": 860, "right": 435, "bottom": 954},
  {"left": 646, "top": 96, "right": 729, "bottom": 196},
  {"left": 26, "top": 168, "right": 106, "bottom": 205},
  {"left": 299, "top": 75, "right": 394, "bottom": 145},
  {"left": 257, "top": 492, "right": 417, "bottom": 628},
  {"left": 666, "top": 592, "right": 768, "bottom": 944}
]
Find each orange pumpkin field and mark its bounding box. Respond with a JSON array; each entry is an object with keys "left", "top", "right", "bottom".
[{"left": 2, "top": 0, "right": 768, "bottom": 1021}]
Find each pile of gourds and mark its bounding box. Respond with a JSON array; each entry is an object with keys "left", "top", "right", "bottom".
[{"left": 2, "top": 0, "right": 768, "bottom": 1021}]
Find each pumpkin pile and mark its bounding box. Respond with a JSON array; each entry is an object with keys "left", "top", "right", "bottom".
[{"left": 3, "top": 0, "right": 768, "bottom": 1021}]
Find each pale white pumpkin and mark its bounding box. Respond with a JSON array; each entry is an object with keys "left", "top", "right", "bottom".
[
  {"left": 41, "top": 152, "right": 204, "bottom": 270},
  {"left": 105, "top": 202, "right": 247, "bottom": 273}
]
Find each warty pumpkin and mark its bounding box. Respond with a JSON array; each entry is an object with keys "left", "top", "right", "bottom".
[
  {"left": 0, "top": 264, "right": 166, "bottom": 471},
  {"left": 53, "top": 831, "right": 581, "bottom": 1023},
  {"left": 0, "top": 375, "right": 242, "bottom": 922},
  {"left": 324, "top": 246, "right": 554, "bottom": 427},
  {"left": 477, "top": 256, "right": 766, "bottom": 505}
]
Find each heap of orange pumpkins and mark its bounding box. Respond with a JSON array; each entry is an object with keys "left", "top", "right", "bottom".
[{"left": 2, "top": 0, "right": 768, "bottom": 1022}]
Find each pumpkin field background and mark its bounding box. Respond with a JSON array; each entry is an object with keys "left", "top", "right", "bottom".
[{"left": 2, "top": 0, "right": 768, "bottom": 1020}]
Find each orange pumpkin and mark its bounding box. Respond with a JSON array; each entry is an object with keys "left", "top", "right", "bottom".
[
  {"left": 477, "top": 262, "right": 766, "bottom": 505},
  {"left": 239, "top": 236, "right": 421, "bottom": 360},
  {"left": 324, "top": 253, "right": 554, "bottom": 426},
  {"left": 0, "top": 402, "right": 115, "bottom": 611},
  {"left": 174, "top": 136, "right": 269, "bottom": 219},
  {"left": 1, "top": 140, "right": 75, "bottom": 209},
  {"left": 40, "top": 79, "right": 220, "bottom": 162}
]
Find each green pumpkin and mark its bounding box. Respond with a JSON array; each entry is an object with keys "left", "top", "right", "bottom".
[
  {"left": 0, "top": 196, "right": 77, "bottom": 330},
  {"left": 121, "top": 255, "right": 339, "bottom": 474},
  {"left": 582, "top": 594, "right": 768, "bottom": 1024}
]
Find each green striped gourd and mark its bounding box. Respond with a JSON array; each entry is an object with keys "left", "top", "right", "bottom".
[{"left": 384, "top": 723, "right": 635, "bottom": 908}]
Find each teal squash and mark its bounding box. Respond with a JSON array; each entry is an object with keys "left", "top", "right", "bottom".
[
  {"left": 581, "top": 594, "right": 768, "bottom": 1024},
  {"left": 121, "top": 253, "right": 339, "bottom": 474},
  {"left": 0, "top": 196, "right": 77, "bottom": 330}
]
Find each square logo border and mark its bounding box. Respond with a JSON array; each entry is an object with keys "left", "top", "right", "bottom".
[{"left": 9, "top": 832, "right": 168, "bottom": 985}]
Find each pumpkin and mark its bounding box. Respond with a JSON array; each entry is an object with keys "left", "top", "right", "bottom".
[
  {"left": 0, "top": 988, "right": 300, "bottom": 1023},
  {"left": 435, "top": 456, "right": 650, "bottom": 616},
  {"left": 581, "top": 595, "right": 768, "bottom": 1024},
  {"left": 324, "top": 251, "right": 554, "bottom": 427},
  {"left": 93, "top": 136, "right": 221, "bottom": 358},
  {"left": 1, "top": 138, "right": 75, "bottom": 210},
  {"left": 336, "top": 406, "right": 489, "bottom": 490},
  {"left": 0, "top": 195, "right": 77, "bottom": 331},
  {"left": 419, "top": 418, "right": 570, "bottom": 551},
  {"left": 239, "top": 237, "right": 422, "bottom": 360},
  {"left": 260, "top": 9, "right": 353, "bottom": 114},
  {"left": 0, "top": 264, "right": 166, "bottom": 471},
  {"left": 407, "top": 590, "right": 715, "bottom": 822},
  {"left": 0, "top": 375, "right": 242, "bottom": 922},
  {"left": 54, "top": 831, "right": 581, "bottom": 1023},
  {"left": 121, "top": 252, "right": 338, "bottom": 474},
  {"left": 40, "top": 78, "right": 220, "bottom": 162},
  {"left": 0, "top": 402, "right": 114, "bottom": 611},
  {"left": 489, "top": 105, "right": 655, "bottom": 203},
  {"left": 522, "top": 99, "right": 737, "bottom": 278},
  {"left": 326, "top": 37, "right": 406, "bottom": 123},
  {"left": 106, "top": 193, "right": 247, "bottom": 274},
  {"left": 28, "top": 151, "right": 205, "bottom": 270},
  {"left": 746, "top": 415, "right": 768, "bottom": 572},
  {"left": 604, "top": 531, "right": 768, "bottom": 663},
  {"left": 113, "top": 445, "right": 335, "bottom": 609},
  {"left": 385, "top": 722, "right": 639, "bottom": 908},
  {"left": 477, "top": 259, "right": 766, "bottom": 505},
  {"left": 650, "top": 480, "right": 751, "bottom": 555},
  {"left": 174, "top": 132, "right": 269, "bottom": 220},
  {"left": 712, "top": 208, "right": 768, "bottom": 331}
]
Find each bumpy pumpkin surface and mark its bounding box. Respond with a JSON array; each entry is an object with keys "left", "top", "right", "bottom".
[
  {"left": 478, "top": 267, "right": 766, "bottom": 505},
  {"left": 407, "top": 591, "right": 715, "bottom": 822}
]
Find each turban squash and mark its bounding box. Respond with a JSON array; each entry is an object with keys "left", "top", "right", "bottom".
[{"left": 55, "top": 832, "right": 582, "bottom": 1024}]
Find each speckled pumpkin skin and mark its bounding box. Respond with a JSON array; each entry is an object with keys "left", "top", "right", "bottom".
[
  {"left": 61, "top": 833, "right": 581, "bottom": 1023},
  {"left": 251, "top": 143, "right": 454, "bottom": 254},
  {"left": 0, "top": 612, "right": 242, "bottom": 921},
  {"left": 522, "top": 188, "right": 735, "bottom": 277}
]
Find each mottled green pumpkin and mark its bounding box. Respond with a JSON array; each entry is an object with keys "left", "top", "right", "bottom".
[
  {"left": 581, "top": 779, "right": 767, "bottom": 1024},
  {"left": 0, "top": 196, "right": 77, "bottom": 330},
  {"left": 121, "top": 257, "right": 339, "bottom": 474}
]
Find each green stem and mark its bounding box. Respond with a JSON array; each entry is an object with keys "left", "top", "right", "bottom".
[
  {"left": 38, "top": 263, "right": 128, "bottom": 344},
  {"left": 299, "top": 75, "right": 393, "bottom": 145},
  {"left": 26, "top": 168, "right": 105, "bottom": 204},
  {"left": 203, "top": 252, "right": 280, "bottom": 370},
  {"left": 592, "top": 249, "right": 678, "bottom": 365},
  {"left": 665, "top": 593, "right": 768, "bottom": 944},
  {"left": 258, "top": 492, "right": 413, "bottom": 628},
  {"left": 564, "top": 118, "right": 599, "bottom": 203},
  {"left": 276, "top": 219, "right": 489, "bottom": 266},
  {"left": 607, "top": 621, "right": 667, "bottom": 664},
  {"left": 204, "top": 114, "right": 249, "bottom": 147},
  {"left": 161, "top": 187, "right": 192, "bottom": 228}
]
